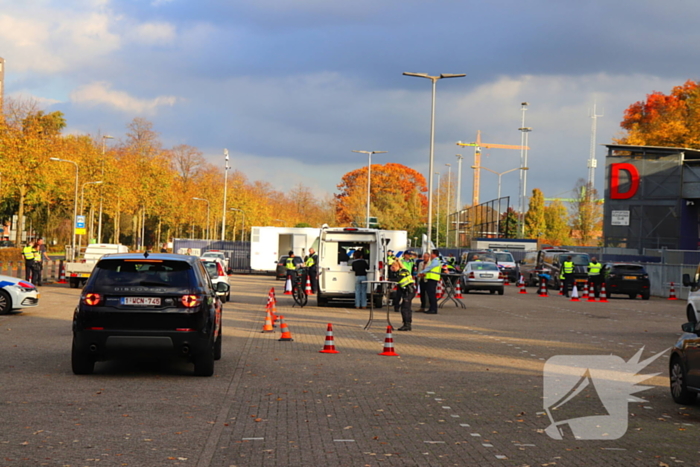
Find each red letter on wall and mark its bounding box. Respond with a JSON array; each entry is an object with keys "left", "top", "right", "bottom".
[{"left": 610, "top": 163, "right": 640, "bottom": 199}]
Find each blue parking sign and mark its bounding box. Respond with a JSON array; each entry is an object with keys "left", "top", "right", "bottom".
[{"left": 76, "top": 215, "right": 86, "bottom": 229}]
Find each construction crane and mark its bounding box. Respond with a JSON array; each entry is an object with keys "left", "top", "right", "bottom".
[{"left": 457, "top": 131, "right": 529, "bottom": 206}]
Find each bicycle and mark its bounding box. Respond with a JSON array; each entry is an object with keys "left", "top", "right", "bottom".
[{"left": 291, "top": 267, "right": 308, "bottom": 307}]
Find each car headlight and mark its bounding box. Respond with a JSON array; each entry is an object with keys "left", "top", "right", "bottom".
[{"left": 13, "top": 281, "right": 36, "bottom": 292}]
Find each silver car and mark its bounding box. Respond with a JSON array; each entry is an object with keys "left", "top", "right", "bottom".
[
  {"left": 462, "top": 261, "right": 505, "bottom": 295},
  {"left": 201, "top": 259, "right": 231, "bottom": 302},
  {"left": 0, "top": 274, "right": 40, "bottom": 314}
]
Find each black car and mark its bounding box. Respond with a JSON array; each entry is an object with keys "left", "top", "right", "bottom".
[
  {"left": 670, "top": 321, "right": 700, "bottom": 404},
  {"left": 602, "top": 262, "right": 650, "bottom": 300},
  {"left": 71, "top": 253, "right": 230, "bottom": 376},
  {"left": 276, "top": 256, "right": 289, "bottom": 280}
]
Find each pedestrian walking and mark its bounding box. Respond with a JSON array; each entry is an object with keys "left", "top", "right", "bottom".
[
  {"left": 588, "top": 256, "right": 602, "bottom": 298},
  {"left": 351, "top": 250, "right": 369, "bottom": 309},
  {"left": 22, "top": 240, "right": 36, "bottom": 282},
  {"left": 391, "top": 260, "right": 416, "bottom": 331},
  {"left": 418, "top": 249, "right": 441, "bottom": 314}
]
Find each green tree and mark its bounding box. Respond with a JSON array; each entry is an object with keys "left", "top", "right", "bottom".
[
  {"left": 524, "top": 188, "right": 546, "bottom": 239},
  {"left": 544, "top": 200, "right": 570, "bottom": 245},
  {"left": 570, "top": 179, "right": 602, "bottom": 246},
  {"left": 499, "top": 207, "right": 518, "bottom": 238}
]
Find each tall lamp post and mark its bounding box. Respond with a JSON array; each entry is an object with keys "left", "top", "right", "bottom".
[
  {"left": 50, "top": 157, "right": 79, "bottom": 261},
  {"left": 97, "top": 135, "right": 113, "bottom": 243},
  {"left": 518, "top": 102, "right": 532, "bottom": 237},
  {"left": 192, "top": 197, "right": 210, "bottom": 240},
  {"left": 221, "top": 149, "right": 229, "bottom": 241},
  {"left": 352, "top": 150, "right": 387, "bottom": 228},
  {"left": 230, "top": 208, "right": 246, "bottom": 242},
  {"left": 435, "top": 171, "right": 441, "bottom": 247},
  {"left": 454, "top": 154, "right": 463, "bottom": 246},
  {"left": 80, "top": 181, "right": 103, "bottom": 250},
  {"left": 402, "top": 72, "right": 466, "bottom": 249},
  {"left": 445, "top": 163, "right": 451, "bottom": 247}
]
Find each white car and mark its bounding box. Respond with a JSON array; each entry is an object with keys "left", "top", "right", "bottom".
[
  {"left": 201, "top": 259, "right": 231, "bottom": 302},
  {"left": 462, "top": 261, "right": 505, "bottom": 295},
  {"left": 0, "top": 274, "right": 39, "bottom": 314},
  {"left": 201, "top": 251, "right": 229, "bottom": 270}
]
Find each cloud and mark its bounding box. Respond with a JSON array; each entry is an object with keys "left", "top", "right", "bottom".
[
  {"left": 128, "top": 21, "right": 176, "bottom": 45},
  {"left": 70, "top": 82, "right": 178, "bottom": 115}
]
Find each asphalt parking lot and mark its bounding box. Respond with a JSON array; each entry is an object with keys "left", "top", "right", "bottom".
[{"left": 1, "top": 276, "right": 698, "bottom": 467}]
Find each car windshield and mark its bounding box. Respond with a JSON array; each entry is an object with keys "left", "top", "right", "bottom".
[
  {"left": 471, "top": 262, "right": 499, "bottom": 271},
  {"left": 202, "top": 261, "right": 220, "bottom": 278},
  {"left": 494, "top": 253, "right": 514, "bottom": 262},
  {"left": 613, "top": 265, "right": 645, "bottom": 273},
  {"left": 557, "top": 254, "right": 590, "bottom": 266},
  {"left": 467, "top": 252, "right": 496, "bottom": 262},
  {"left": 92, "top": 259, "right": 192, "bottom": 288}
]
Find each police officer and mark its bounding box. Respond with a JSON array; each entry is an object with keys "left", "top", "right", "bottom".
[
  {"left": 285, "top": 251, "right": 302, "bottom": 291},
  {"left": 391, "top": 259, "right": 416, "bottom": 331},
  {"left": 562, "top": 255, "right": 575, "bottom": 297},
  {"left": 305, "top": 248, "right": 318, "bottom": 294},
  {"left": 32, "top": 238, "right": 50, "bottom": 286},
  {"left": 418, "top": 249, "right": 441, "bottom": 314},
  {"left": 393, "top": 251, "right": 415, "bottom": 313},
  {"left": 588, "top": 256, "right": 602, "bottom": 298},
  {"left": 22, "top": 241, "right": 35, "bottom": 282}
]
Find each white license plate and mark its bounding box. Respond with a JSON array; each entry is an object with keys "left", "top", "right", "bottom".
[
  {"left": 480, "top": 274, "right": 494, "bottom": 278},
  {"left": 121, "top": 297, "right": 161, "bottom": 306}
]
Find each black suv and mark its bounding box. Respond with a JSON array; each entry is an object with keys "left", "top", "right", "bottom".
[
  {"left": 670, "top": 321, "right": 700, "bottom": 404},
  {"left": 602, "top": 262, "right": 650, "bottom": 300},
  {"left": 71, "top": 253, "right": 230, "bottom": 376}
]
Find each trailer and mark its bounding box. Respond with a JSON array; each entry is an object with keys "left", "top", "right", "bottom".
[{"left": 249, "top": 227, "right": 320, "bottom": 273}]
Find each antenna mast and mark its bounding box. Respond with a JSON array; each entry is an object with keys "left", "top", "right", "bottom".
[{"left": 588, "top": 102, "right": 604, "bottom": 188}]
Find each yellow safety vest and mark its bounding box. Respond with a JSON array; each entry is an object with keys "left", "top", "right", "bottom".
[
  {"left": 425, "top": 261, "right": 441, "bottom": 281},
  {"left": 305, "top": 255, "right": 315, "bottom": 268},
  {"left": 397, "top": 268, "right": 415, "bottom": 288},
  {"left": 285, "top": 257, "right": 297, "bottom": 270},
  {"left": 23, "top": 246, "right": 35, "bottom": 260},
  {"left": 588, "top": 262, "right": 601, "bottom": 276},
  {"left": 563, "top": 261, "right": 574, "bottom": 274},
  {"left": 33, "top": 249, "right": 42, "bottom": 262}
]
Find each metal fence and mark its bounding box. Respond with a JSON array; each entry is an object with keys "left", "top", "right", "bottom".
[{"left": 172, "top": 238, "right": 251, "bottom": 273}]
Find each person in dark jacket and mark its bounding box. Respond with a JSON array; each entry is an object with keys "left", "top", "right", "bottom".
[{"left": 351, "top": 250, "right": 369, "bottom": 309}]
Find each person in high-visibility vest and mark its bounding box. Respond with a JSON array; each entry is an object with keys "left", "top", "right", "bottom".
[
  {"left": 418, "top": 249, "right": 441, "bottom": 314},
  {"left": 393, "top": 251, "right": 415, "bottom": 313},
  {"left": 391, "top": 259, "right": 416, "bottom": 331},
  {"left": 588, "top": 257, "right": 602, "bottom": 298},
  {"left": 32, "top": 237, "right": 50, "bottom": 286},
  {"left": 21, "top": 241, "right": 36, "bottom": 282},
  {"left": 562, "top": 255, "right": 575, "bottom": 297},
  {"left": 305, "top": 248, "right": 318, "bottom": 294},
  {"left": 285, "top": 250, "right": 302, "bottom": 285}
]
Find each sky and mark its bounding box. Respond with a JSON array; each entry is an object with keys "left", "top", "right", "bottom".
[{"left": 1, "top": 0, "right": 698, "bottom": 212}]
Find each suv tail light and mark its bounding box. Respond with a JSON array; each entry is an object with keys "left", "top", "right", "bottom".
[
  {"left": 180, "top": 295, "right": 202, "bottom": 308},
  {"left": 82, "top": 293, "right": 102, "bottom": 306}
]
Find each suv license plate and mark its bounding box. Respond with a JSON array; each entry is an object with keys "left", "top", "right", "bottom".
[
  {"left": 122, "top": 297, "right": 161, "bottom": 306},
  {"left": 623, "top": 276, "right": 636, "bottom": 280}
]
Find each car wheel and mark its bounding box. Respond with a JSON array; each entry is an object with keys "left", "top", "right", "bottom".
[
  {"left": 642, "top": 291, "right": 650, "bottom": 300},
  {"left": 687, "top": 306, "right": 697, "bottom": 324},
  {"left": 71, "top": 340, "right": 95, "bottom": 375},
  {"left": 670, "top": 357, "right": 697, "bottom": 404},
  {"left": 498, "top": 287, "right": 504, "bottom": 295},
  {"left": 463, "top": 288, "right": 470, "bottom": 294},
  {"left": 214, "top": 329, "right": 222, "bottom": 361},
  {"left": 0, "top": 290, "right": 11, "bottom": 315},
  {"left": 69, "top": 278, "right": 80, "bottom": 289},
  {"left": 193, "top": 344, "right": 215, "bottom": 377},
  {"left": 628, "top": 293, "right": 637, "bottom": 299}
]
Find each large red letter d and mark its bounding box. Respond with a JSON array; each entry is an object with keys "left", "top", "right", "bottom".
[{"left": 610, "top": 163, "right": 639, "bottom": 200}]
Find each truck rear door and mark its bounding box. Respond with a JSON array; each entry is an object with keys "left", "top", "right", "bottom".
[{"left": 319, "top": 230, "right": 377, "bottom": 294}]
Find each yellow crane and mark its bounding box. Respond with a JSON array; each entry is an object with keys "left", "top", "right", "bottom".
[{"left": 457, "top": 131, "right": 529, "bottom": 206}]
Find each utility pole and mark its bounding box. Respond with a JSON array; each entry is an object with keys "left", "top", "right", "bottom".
[
  {"left": 221, "top": 149, "right": 229, "bottom": 241},
  {"left": 588, "top": 102, "right": 603, "bottom": 189},
  {"left": 454, "top": 154, "right": 463, "bottom": 247},
  {"left": 518, "top": 103, "right": 532, "bottom": 237}
]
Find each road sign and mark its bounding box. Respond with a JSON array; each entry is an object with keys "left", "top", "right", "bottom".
[
  {"left": 611, "top": 210, "right": 630, "bottom": 226},
  {"left": 75, "top": 215, "right": 86, "bottom": 235}
]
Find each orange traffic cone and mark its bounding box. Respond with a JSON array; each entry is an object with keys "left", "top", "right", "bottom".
[
  {"left": 454, "top": 280, "right": 463, "bottom": 299},
  {"left": 319, "top": 323, "right": 339, "bottom": 353},
  {"left": 538, "top": 278, "right": 548, "bottom": 297},
  {"left": 378, "top": 325, "right": 399, "bottom": 356},
  {"left": 570, "top": 285, "right": 580, "bottom": 302},
  {"left": 305, "top": 276, "right": 314, "bottom": 295},
  {"left": 261, "top": 309, "right": 274, "bottom": 333},
  {"left": 278, "top": 315, "right": 294, "bottom": 341},
  {"left": 504, "top": 275, "right": 510, "bottom": 286},
  {"left": 58, "top": 261, "right": 67, "bottom": 284},
  {"left": 669, "top": 282, "right": 678, "bottom": 300},
  {"left": 270, "top": 287, "right": 277, "bottom": 304},
  {"left": 519, "top": 279, "right": 527, "bottom": 294},
  {"left": 558, "top": 280, "right": 564, "bottom": 295},
  {"left": 599, "top": 282, "right": 609, "bottom": 302},
  {"left": 284, "top": 277, "right": 292, "bottom": 295},
  {"left": 587, "top": 281, "right": 597, "bottom": 302},
  {"left": 416, "top": 283, "right": 421, "bottom": 298},
  {"left": 581, "top": 282, "right": 589, "bottom": 300},
  {"left": 436, "top": 280, "right": 444, "bottom": 299}
]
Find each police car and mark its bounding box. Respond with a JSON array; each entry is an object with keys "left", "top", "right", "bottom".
[{"left": 0, "top": 274, "right": 39, "bottom": 314}]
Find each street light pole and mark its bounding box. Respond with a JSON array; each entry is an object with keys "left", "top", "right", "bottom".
[
  {"left": 80, "top": 181, "right": 103, "bottom": 250},
  {"left": 454, "top": 154, "right": 463, "bottom": 246},
  {"left": 435, "top": 171, "right": 441, "bottom": 247},
  {"left": 403, "top": 72, "right": 466, "bottom": 250},
  {"left": 445, "top": 163, "right": 451, "bottom": 248},
  {"left": 221, "top": 149, "right": 229, "bottom": 241},
  {"left": 98, "top": 135, "right": 113, "bottom": 243},
  {"left": 518, "top": 102, "right": 532, "bottom": 237},
  {"left": 352, "top": 150, "right": 387, "bottom": 228},
  {"left": 50, "top": 157, "right": 79, "bottom": 261},
  {"left": 192, "top": 197, "right": 210, "bottom": 240},
  {"left": 230, "top": 208, "right": 246, "bottom": 242}
]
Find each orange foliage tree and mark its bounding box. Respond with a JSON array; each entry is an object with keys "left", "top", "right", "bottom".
[
  {"left": 335, "top": 163, "right": 427, "bottom": 235},
  {"left": 617, "top": 80, "right": 700, "bottom": 147}
]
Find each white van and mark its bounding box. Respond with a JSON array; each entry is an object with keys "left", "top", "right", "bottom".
[{"left": 316, "top": 227, "right": 407, "bottom": 307}]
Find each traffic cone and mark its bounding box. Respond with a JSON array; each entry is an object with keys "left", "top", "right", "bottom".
[
  {"left": 519, "top": 279, "right": 527, "bottom": 294},
  {"left": 57, "top": 261, "right": 67, "bottom": 284},
  {"left": 278, "top": 315, "right": 294, "bottom": 341},
  {"left": 305, "top": 276, "right": 314, "bottom": 295},
  {"left": 504, "top": 275, "right": 510, "bottom": 286},
  {"left": 669, "top": 282, "right": 678, "bottom": 300},
  {"left": 261, "top": 309, "right": 274, "bottom": 333},
  {"left": 284, "top": 277, "right": 292, "bottom": 295},
  {"left": 558, "top": 281, "right": 564, "bottom": 296},
  {"left": 319, "top": 323, "right": 339, "bottom": 353},
  {"left": 416, "top": 283, "right": 421, "bottom": 298},
  {"left": 599, "top": 282, "right": 608, "bottom": 302},
  {"left": 570, "top": 285, "right": 580, "bottom": 302},
  {"left": 538, "top": 278, "right": 548, "bottom": 297},
  {"left": 378, "top": 325, "right": 400, "bottom": 356},
  {"left": 270, "top": 287, "right": 277, "bottom": 304},
  {"left": 454, "top": 280, "right": 463, "bottom": 299},
  {"left": 587, "top": 281, "right": 597, "bottom": 302},
  {"left": 436, "top": 280, "right": 444, "bottom": 299},
  {"left": 581, "top": 282, "right": 589, "bottom": 300}
]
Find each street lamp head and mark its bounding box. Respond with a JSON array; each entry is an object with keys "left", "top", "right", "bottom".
[
  {"left": 50, "top": 157, "right": 61, "bottom": 161},
  {"left": 402, "top": 72, "right": 430, "bottom": 78},
  {"left": 439, "top": 73, "right": 466, "bottom": 79},
  {"left": 102, "top": 135, "right": 114, "bottom": 140},
  {"left": 521, "top": 102, "right": 529, "bottom": 106},
  {"left": 445, "top": 163, "right": 451, "bottom": 167}
]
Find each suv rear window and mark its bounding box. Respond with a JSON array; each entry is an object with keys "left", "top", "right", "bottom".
[
  {"left": 612, "top": 265, "right": 645, "bottom": 273},
  {"left": 92, "top": 259, "right": 192, "bottom": 288}
]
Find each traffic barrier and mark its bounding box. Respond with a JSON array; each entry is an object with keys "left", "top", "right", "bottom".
[
  {"left": 570, "top": 285, "right": 580, "bottom": 302},
  {"left": 669, "top": 282, "right": 678, "bottom": 300},
  {"left": 587, "top": 281, "right": 597, "bottom": 302},
  {"left": 454, "top": 280, "right": 463, "bottom": 299},
  {"left": 519, "top": 280, "right": 527, "bottom": 294},
  {"left": 538, "top": 278, "right": 548, "bottom": 297},
  {"left": 305, "top": 276, "right": 314, "bottom": 295},
  {"left": 319, "top": 323, "right": 339, "bottom": 354},
  {"left": 261, "top": 309, "right": 274, "bottom": 333},
  {"left": 284, "top": 277, "right": 292, "bottom": 295},
  {"left": 57, "top": 261, "right": 67, "bottom": 284},
  {"left": 278, "top": 315, "right": 294, "bottom": 341},
  {"left": 378, "top": 325, "right": 400, "bottom": 357},
  {"left": 581, "top": 282, "right": 589, "bottom": 300},
  {"left": 599, "top": 282, "right": 609, "bottom": 302}
]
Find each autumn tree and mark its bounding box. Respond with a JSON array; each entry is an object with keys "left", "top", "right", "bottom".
[
  {"left": 524, "top": 188, "right": 546, "bottom": 239},
  {"left": 569, "top": 179, "right": 602, "bottom": 246},
  {"left": 499, "top": 207, "right": 518, "bottom": 238},
  {"left": 543, "top": 200, "right": 570, "bottom": 246}
]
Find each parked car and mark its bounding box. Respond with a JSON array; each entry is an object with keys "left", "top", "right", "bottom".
[
  {"left": 71, "top": 253, "right": 229, "bottom": 376},
  {"left": 669, "top": 321, "right": 700, "bottom": 404},
  {"left": 201, "top": 258, "right": 231, "bottom": 302},
  {"left": 276, "top": 255, "right": 290, "bottom": 280},
  {"left": 602, "top": 263, "right": 650, "bottom": 300},
  {"left": 201, "top": 250, "right": 229, "bottom": 269},
  {"left": 493, "top": 250, "right": 519, "bottom": 282},
  {"left": 683, "top": 264, "right": 700, "bottom": 324},
  {"left": 462, "top": 261, "right": 505, "bottom": 295},
  {"left": 0, "top": 274, "right": 39, "bottom": 314}
]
